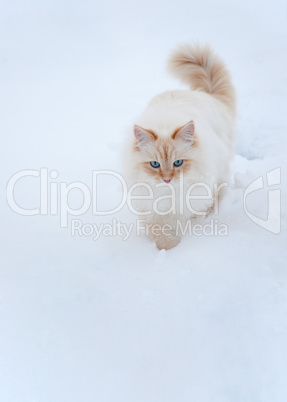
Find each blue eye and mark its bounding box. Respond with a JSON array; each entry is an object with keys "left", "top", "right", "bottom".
[
  {"left": 173, "top": 159, "right": 183, "bottom": 167},
  {"left": 150, "top": 161, "right": 160, "bottom": 168}
]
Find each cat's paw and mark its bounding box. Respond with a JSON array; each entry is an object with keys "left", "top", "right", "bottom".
[{"left": 154, "top": 235, "right": 181, "bottom": 250}]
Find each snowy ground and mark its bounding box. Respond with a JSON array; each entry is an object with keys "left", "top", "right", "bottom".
[{"left": 1, "top": 1, "right": 287, "bottom": 401}]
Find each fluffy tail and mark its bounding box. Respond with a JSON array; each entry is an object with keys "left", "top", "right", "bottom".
[{"left": 167, "top": 43, "right": 236, "bottom": 116}]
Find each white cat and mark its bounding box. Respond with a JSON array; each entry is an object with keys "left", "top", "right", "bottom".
[{"left": 124, "top": 43, "right": 236, "bottom": 250}]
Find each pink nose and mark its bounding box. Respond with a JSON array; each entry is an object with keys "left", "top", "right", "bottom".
[{"left": 163, "top": 178, "right": 171, "bottom": 183}]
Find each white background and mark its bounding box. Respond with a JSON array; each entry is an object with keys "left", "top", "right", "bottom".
[{"left": 1, "top": 1, "right": 287, "bottom": 401}]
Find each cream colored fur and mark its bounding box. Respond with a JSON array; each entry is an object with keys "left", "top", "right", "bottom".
[{"left": 124, "top": 43, "right": 236, "bottom": 250}]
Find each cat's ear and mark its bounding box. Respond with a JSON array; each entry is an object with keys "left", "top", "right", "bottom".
[
  {"left": 134, "top": 125, "right": 157, "bottom": 148},
  {"left": 173, "top": 121, "right": 195, "bottom": 144}
]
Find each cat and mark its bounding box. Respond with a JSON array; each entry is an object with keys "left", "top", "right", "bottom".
[{"left": 124, "top": 43, "right": 236, "bottom": 250}]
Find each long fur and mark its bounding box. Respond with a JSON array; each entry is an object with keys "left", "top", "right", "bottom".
[
  {"left": 167, "top": 43, "right": 236, "bottom": 116},
  {"left": 124, "top": 43, "right": 236, "bottom": 250}
]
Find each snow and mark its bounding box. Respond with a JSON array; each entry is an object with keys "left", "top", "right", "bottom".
[{"left": 1, "top": 0, "right": 287, "bottom": 401}]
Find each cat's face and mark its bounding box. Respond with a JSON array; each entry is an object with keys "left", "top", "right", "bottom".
[{"left": 133, "top": 121, "right": 196, "bottom": 183}]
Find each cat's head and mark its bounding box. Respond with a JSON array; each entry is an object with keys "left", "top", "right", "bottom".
[{"left": 133, "top": 121, "right": 196, "bottom": 183}]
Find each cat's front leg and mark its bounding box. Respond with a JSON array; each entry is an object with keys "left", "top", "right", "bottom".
[
  {"left": 145, "top": 219, "right": 181, "bottom": 250},
  {"left": 151, "top": 232, "right": 181, "bottom": 250}
]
